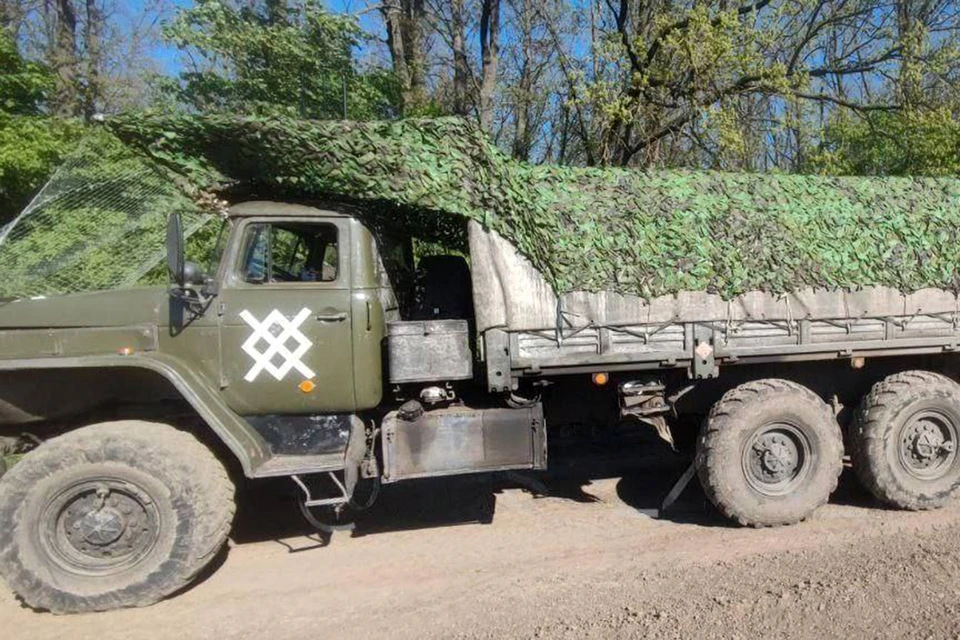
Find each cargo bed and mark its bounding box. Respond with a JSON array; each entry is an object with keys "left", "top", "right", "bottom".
[{"left": 467, "top": 221, "right": 960, "bottom": 382}]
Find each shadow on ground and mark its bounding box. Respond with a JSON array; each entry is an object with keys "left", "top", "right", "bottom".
[{"left": 229, "top": 429, "right": 881, "bottom": 550}]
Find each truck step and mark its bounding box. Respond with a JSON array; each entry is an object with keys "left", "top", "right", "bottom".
[{"left": 251, "top": 453, "right": 344, "bottom": 478}]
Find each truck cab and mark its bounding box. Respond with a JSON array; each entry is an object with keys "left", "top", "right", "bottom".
[
  {"left": 161, "top": 200, "right": 545, "bottom": 482},
  {"left": 184, "top": 202, "right": 391, "bottom": 418}
]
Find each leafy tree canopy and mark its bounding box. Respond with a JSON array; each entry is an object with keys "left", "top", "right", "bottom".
[
  {"left": 0, "top": 30, "right": 53, "bottom": 116},
  {"left": 809, "top": 109, "right": 960, "bottom": 178},
  {"left": 0, "top": 31, "right": 84, "bottom": 222},
  {"left": 160, "top": 0, "right": 399, "bottom": 119}
]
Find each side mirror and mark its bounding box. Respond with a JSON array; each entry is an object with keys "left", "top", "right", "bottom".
[
  {"left": 183, "top": 261, "right": 207, "bottom": 286},
  {"left": 166, "top": 212, "right": 185, "bottom": 285}
]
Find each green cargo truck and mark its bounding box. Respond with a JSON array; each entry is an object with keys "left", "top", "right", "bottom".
[{"left": 0, "top": 199, "right": 959, "bottom": 613}]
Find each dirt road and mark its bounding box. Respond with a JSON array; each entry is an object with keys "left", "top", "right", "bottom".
[{"left": 4, "top": 445, "right": 960, "bottom": 640}]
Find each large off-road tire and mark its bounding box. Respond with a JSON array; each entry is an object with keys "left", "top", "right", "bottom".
[
  {"left": 851, "top": 370, "right": 960, "bottom": 510},
  {"left": 696, "top": 379, "right": 844, "bottom": 527},
  {"left": 0, "top": 421, "right": 235, "bottom": 613}
]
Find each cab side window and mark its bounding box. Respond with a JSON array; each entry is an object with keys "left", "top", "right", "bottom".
[{"left": 240, "top": 222, "right": 339, "bottom": 284}]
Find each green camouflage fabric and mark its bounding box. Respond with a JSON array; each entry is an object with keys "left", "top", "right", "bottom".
[
  {"left": 0, "top": 129, "right": 205, "bottom": 298},
  {"left": 101, "top": 113, "right": 960, "bottom": 299}
]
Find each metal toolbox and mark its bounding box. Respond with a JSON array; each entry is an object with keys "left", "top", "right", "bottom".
[
  {"left": 387, "top": 319, "right": 473, "bottom": 384},
  {"left": 381, "top": 404, "right": 547, "bottom": 483}
]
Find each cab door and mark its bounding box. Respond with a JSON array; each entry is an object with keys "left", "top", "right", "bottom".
[{"left": 217, "top": 216, "right": 356, "bottom": 415}]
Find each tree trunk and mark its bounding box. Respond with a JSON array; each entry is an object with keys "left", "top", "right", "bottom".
[
  {"left": 381, "top": 0, "right": 427, "bottom": 115},
  {"left": 511, "top": 0, "right": 533, "bottom": 160},
  {"left": 82, "top": 0, "right": 102, "bottom": 118},
  {"left": 479, "top": 0, "right": 500, "bottom": 133},
  {"left": 450, "top": 0, "right": 470, "bottom": 117},
  {"left": 52, "top": 0, "right": 78, "bottom": 117},
  {"left": 896, "top": 0, "right": 929, "bottom": 108}
]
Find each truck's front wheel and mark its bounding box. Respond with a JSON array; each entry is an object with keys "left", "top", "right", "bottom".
[
  {"left": 0, "top": 421, "right": 235, "bottom": 613},
  {"left": 696, "top": 379, "right": 843, "bottom": 527}
]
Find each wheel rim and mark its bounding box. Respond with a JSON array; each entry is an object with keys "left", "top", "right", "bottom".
[
  {"left": 897, "top": 409, "right": 958, "bottom": 480},
  {"left": 39, "top": 477, "right": 162, "bottom": 576},
  {"left": 741, "top": 423, "right": 813, "bottom": 496}
]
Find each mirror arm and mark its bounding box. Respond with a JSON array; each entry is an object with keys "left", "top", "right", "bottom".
[
  {"left": 170, "top": 283, "right": 217, "bottom": 317},
  {"left": 202, "top": 277, "right": 219, "bottom": 297}
]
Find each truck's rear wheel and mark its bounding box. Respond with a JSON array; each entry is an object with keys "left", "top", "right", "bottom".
[
  {"left": 0, "top": 421, "right": 235, "bottom": 613},
  {"left": 696, "top": 379, "right": 843, "bottom": 527},
  {"left": 851, "top": 371, "right": 960, "bottom": 510}
]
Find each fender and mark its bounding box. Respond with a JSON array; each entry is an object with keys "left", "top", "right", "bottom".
[{"left": 0, "top": 351, "right": 270, "bottom": 476}]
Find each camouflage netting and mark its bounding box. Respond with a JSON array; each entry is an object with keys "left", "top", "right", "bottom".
[
  {"left": 106, "top": 114, "right": 960, "bottom": 299},
  {"left": 5, "top": 113, "right": 960, "bottom": 299},
  {"left": 0, "top": 129, "right": 211, "bottom": 298}
]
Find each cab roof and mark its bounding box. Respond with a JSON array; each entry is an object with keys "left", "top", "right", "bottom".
[{"left": 227, "top": 201, "right": 359, "bottom": 219}]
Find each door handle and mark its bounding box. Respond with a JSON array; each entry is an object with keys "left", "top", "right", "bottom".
[{"left": 316, "top": 311, "right": 347, "bottom": 322}]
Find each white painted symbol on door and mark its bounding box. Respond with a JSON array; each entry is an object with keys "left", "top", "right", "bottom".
[{"left": 239, "top": 308, "right": 316, "bottom": 382}]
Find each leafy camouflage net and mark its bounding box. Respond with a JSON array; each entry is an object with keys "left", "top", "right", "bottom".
[
  {"left": 5, "top": 113, "right": 960, "bottom": 300},
  {"left": 0, "top": 129, "right": 210, "bottom": 298},
  {"left": 106, "top": 113, "right": 960, "bottom": 299}
]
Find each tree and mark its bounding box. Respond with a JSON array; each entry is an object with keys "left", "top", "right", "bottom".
[
  {"left": 80, "top": 0, "right": 103, "bottom": 118},
  {"left": 8, "top": 0, "right": 170, "bottom": 116},
  {"left": 51, "top": 0, "right": 78, "bottom": 116},
  {"left": 808, "top": 108, "right": 960, "bottom": 177},
  {"left": 0, "top": 30, "right": 83, "bottom": 222},
  {"left": 478, "top": 0, "right": 501, "bottom": 132},
  {"left": 164, "top": 0, "right": 398, "bottom": 119},
  {"left": 0, "top": 25, "right": 52, "bottom": 115},
  {"left": 381, "top": 0, "right": 430, "bottom": 115},
  {"left": 535, "top": 0, "right": 960, "bottom": 169},
  {"left": 500, "top": 0, "right": 564, "bottom": 161}
]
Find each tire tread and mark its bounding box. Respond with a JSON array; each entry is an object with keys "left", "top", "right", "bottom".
[
  {"left": 697, "top": 379, "right": 843, "bottom": 527},
  {"left": 0, "top": 421, "right": 235, "bottom": 613},
  {"left": 851, "top": 370, "right": 960, "bottom": 510}
]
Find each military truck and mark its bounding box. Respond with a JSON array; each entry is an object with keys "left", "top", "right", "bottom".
[{"left": 1, "top": 200, "right": 959, "bottom": 613}]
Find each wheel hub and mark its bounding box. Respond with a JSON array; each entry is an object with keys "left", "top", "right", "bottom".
[
  {"left": 45, "top": 479, "right": 160, "bottom": 573},
  {"left": 76, "top": 506, "right": 125, "bottom": 546},
  {"left": 743, "top": 423, "right": 811, "bottom": 496},
  {"left": 755, "top": 434, "right": 800, "bottom": 479},
  {"left": 899, "top": 413, "right": 957, "bottom": 478}
]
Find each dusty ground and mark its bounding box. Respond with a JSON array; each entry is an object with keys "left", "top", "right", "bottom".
[{"left": 4, "top": 440, "right": 960, "bottom": 640}]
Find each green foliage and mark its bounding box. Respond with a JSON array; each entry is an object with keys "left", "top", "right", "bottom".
[
  {"left": 162, "top": 0, "right": 398, "bottom": 119},
  {"left": 105, "top": 113, "right": 960, "bottom": 299},
  {"left": 0, "top": 31, "right": 85, "bottom": 223},
  {"left": 809, "top": 109, "right": 960, "bottom": 178},
  {"left": 0, "top": 30, "right": 53, "bottom": 116},
  {"left": 0, "top": 128, "right": 204, "bottom": 297},
  {"left": 574, "top": 1, "right": 801, "bottom": 166},
  {"left": 0, "top": 116, "right": 86, "bottom": 224}
]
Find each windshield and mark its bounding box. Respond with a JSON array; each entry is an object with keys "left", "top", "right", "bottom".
[
  {"left": 206, "top": 218, "right": 232, "bottom": 277},
  {"left": 183, "top": 217, "right": 232, "bottom": 279}
]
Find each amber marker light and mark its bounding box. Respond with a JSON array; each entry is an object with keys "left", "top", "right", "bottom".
[
  {"left": 592, "top": 372, "right": 609, "bottom": 386},
  {"left": 299, "top": 379, "right": 316, "bottom": 393}
]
